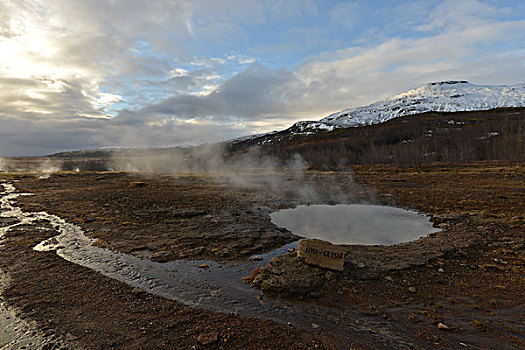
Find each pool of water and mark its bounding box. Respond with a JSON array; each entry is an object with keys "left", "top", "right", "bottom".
[{"left": 270, "top": 204, "right": 440, "bottom": 245}]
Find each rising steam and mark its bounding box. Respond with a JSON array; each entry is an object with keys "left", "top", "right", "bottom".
[
  {"left": 0, "top": 157, "right": 63, "bottom": 177},
  {"left": 36, "top": 159, "right": 63, "bottom": 179},
  {"left": 1, "top": 144, "right": 374, "bottom": 204},
  {"left": 109, "top": 144, "right": 374, "bottom": 205}
]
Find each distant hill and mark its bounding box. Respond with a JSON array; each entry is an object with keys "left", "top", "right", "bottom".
[
  {"left": 48, "top": 146, "right": 194, "bottom": 159},
  {"left": 230, "top": 108, "right": 525, "bottom": 168}
]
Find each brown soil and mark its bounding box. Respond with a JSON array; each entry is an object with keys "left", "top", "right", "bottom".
[
  {"left": 0, "top": 161, "right": 523, "bottom": 349},
  {"left": 339, "top": 162, "right": 525, "bottom": 348}
]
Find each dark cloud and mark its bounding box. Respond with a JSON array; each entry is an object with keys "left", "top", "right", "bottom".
[
  {"left": 0, "top": 76, "right": 111, "bottom": 120},
  {"left": 0, "top": 111, "right": 252, "bottom": 156},
  {"left": 0, "top": 116, "right": 102, "bottom": 156},
  {"left": 139, "top": 64, "right": 300, "bottom": 120}
]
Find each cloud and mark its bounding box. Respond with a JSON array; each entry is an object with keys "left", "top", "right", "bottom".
[
  {"left": 187, "top": 0, "right": 318, "bottom": 25},
  {"left": 0, "top": 0, "right": 127, "bottom": 120},
  {"left": 293, "top": 18, "right": 525, "bottom": 109},
  {"left": 1, "top": 0, "right": 525, "bottom": 156},
  {"left": 415, "top": 0, "right": 513, "bottom": 33},
  {"left": 0, "top": 116, "right": 101, "bottom": 156},
  {"left": 137, "top": 63, "right": 301, "bottom": 121},
  {"left": 0, "top": 75, "right": 119, "bottom": 120}
]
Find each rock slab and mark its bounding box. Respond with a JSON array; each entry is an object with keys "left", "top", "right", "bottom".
[{"left": 297, "top": 239, "right": 346, "bottom": 271}]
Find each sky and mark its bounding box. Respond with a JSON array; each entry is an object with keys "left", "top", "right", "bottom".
[{"left": 0, "top": 0, "right": 524, "bottom": 156}]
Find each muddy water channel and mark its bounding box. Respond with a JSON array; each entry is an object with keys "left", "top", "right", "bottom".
[
  {"left": 1, "top": 183, "right": 70, "bottom": 349},
  {"left": 270, "top": 204, "right": 440, "bottom": 245},
  {"left": 0, "top": 181, "right": 439, "bottom": 347}
]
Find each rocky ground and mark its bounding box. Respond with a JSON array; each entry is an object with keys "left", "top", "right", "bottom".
[{"left": 0, "top": 161, "right": 523, "bottom": 349}]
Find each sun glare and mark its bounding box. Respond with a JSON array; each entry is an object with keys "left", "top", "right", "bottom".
[{"left": 0, "top": 15, "right": 120, "bottom": 118}]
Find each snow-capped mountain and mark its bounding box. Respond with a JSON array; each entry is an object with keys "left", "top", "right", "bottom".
[
  {"left": 321, "top": 81, "right": 525, "bottom": 127},
  {"left": 229, "top": 81, "right": 525, "bottom": 147}
]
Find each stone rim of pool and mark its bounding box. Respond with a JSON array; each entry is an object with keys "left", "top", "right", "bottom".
[{"left": 270, "top": 204, "right": 441, "bottom": 246}]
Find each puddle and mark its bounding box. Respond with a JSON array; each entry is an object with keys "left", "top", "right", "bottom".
[
  {"left": 270, "top": 204, "right": 440, "bottom": 245},
  {"left": 0, "top": 182, "right": 423, "bottom": 346}
]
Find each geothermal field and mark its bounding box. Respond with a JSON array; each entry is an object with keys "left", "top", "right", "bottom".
[
  {"left": 2, "top": 1, "right": 525, "bottom": 348},
  {"left": 0, "top": 155, "right": 523, "bottom": 349}
]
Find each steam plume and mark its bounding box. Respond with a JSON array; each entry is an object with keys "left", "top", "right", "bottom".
[{"left": 109, "top": 144, "right": 375, "bottom": 205}]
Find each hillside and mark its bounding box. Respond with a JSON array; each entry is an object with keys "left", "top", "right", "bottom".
[
  {"left": 230, "top": 108, "right": 525, "bottom": 168},
  {"left": 322, "top": 81, "right": 525, "bottom": 126}
]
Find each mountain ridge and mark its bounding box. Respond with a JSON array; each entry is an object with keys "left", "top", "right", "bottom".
[
  {"left": 230, "top": 81, "right": 525, "bottom": 146},
  {"left": 320, "top": 81, "right": 525, "bottom": 127}
]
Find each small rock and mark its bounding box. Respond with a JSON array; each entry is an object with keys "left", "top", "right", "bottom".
[
  {"left": 210, "top": 290, "right": 219, "bottom": 296},
  {"left": 251, "top": 254, "right": 327, "bottom": 296},
  {"left": 199, "top": 264, "right": 209, "bottom": 269},
  {"left": 437, "top": 322, "right": 449, "bottom": 330},
  {"left": 324, "top": 271, "right": 337, "bottom": 282},
  {"left": 131, "top": 288, "right": 145, "bottom": 295},
  {"left": 408, "top": 286, "right": 417, "bottom": 293},
  {"left": 384, "top": 276, "right": 393, "bottom": 282},
  {"left": 483, "top": 264, "right": 500, "bottom": 271},
  {"left": 252, "top": 255, "right": 263, "bottom": 261},
  {"left": 197, "top": 332, "right": 218, "bottom": 345},
  {"left": 438, "top": 268, "right": 444, "bottom": 273},
  {"left": 311, "top": 323, "right": 319, "bottom": 329},
  {"left": 357, "top": 262, "right": 365, "bottom": 268},
  {"left": 381, "top": 313, "right": 392, "bottom": 321},
  {"left": 152, "top": 250, "right": 172, "bottom": 262},
  {"left": 287, "top": 248, "right": 295, "bottom": 253}
]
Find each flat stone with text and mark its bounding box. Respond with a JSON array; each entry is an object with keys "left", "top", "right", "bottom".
[{"left": 297, "top": 239, "right": 346, "bottom": 271}]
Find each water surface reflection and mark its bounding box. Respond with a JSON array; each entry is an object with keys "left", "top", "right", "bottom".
[{"left": 271, "top": 204, "right": 440, "bottom": 245}]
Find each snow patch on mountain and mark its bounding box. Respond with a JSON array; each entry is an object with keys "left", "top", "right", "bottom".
[
  {"left": 321, "top": 81, "right": 525, "bottom": 127},
  {"left": 228, "top": 131, "right": 279, "bottom": 144},
  {"left": 228, "top": 81, "right": 525, "bottom": 145}
]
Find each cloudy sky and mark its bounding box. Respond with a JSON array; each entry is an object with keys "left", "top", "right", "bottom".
[{"left": 1, "top": 0, "right": 524, "bottom": 156}]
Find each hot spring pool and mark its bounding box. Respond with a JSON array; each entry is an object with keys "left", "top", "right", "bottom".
[{"left": 270, "top": 204, "right": 440, "bottom": 245}]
